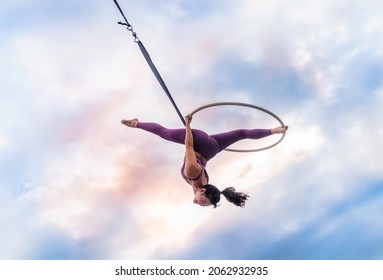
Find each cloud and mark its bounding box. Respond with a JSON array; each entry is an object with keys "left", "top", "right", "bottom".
[{"left": 1, "top": 0, "right": 383, "bottom": 260}]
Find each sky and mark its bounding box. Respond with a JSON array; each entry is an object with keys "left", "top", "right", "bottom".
[{"left": 1, "top": 0, "right": 383, "bottom": 260}]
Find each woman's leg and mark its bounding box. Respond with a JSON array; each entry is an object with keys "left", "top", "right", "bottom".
[
  {"left": 211, "top": 129, "right": 273, "bottom": 152},
  {"left": 136, "top": 122, "right": 220, "bottom": 160},
  {"left": 137, "top": 122, "right": 186, "bottom": 144}
]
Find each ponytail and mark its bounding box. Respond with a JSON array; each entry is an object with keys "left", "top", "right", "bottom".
[
  {"left": 203, "top": 185, "right": 249, "bottom": 208},
  {"left": 221, "top": 187, "right": 249, "bottom": 208}
]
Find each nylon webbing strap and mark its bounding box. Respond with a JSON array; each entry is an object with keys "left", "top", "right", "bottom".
[
  {"left": 137, "top": 41, "right": 185, "bottom": 126},
  {"left": 112, "top": 0, "right": 185, "bottom": 126}
]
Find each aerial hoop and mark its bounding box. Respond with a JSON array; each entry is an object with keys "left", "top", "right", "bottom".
[{"left": 189, "top": 102, "right": 286, "bottom": 152}]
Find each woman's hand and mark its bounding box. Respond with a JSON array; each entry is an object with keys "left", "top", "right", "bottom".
[{"left": 185, "top": 114, "right": 193, "bottom": 125}]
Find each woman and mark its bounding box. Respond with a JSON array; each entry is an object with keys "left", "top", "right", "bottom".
[{"left": 121, "top": 115, "right": 287, "bottom": 208}]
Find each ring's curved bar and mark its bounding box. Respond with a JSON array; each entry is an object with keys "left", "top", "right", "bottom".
[{"left": 189, "top": 102, "right": 286, "bottom": 152}]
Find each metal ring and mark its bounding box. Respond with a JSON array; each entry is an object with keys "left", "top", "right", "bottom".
[{"left": 189, "top": 102, "right": 286, "bottom": 152}]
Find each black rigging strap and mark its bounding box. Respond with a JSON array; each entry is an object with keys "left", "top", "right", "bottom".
[{"left": 112, "top": 0, "right": 186, "bottom": 126}]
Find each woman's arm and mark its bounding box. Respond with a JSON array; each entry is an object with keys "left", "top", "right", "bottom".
[
  {"left": 184, "top": 115, "right": 202, "bottom": 178},
  {"left": 185, "top": 115, "right": 194, "bottom": 147}
]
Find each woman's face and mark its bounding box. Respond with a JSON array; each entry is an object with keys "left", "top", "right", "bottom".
[{"left": 193, "top": 188, "right": 212, "bottom": 207}]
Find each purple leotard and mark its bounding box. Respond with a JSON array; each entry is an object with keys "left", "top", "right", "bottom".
[
  {"left": 136, "top": 122, "right": 272, "bottom": 181},
  {"left": 180, "top": 156, "right": 209, "bottom": 182}
]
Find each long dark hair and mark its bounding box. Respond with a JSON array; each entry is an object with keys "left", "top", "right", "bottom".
[{"left": 203, "top": 184, "right": 249, "bottom": 208}]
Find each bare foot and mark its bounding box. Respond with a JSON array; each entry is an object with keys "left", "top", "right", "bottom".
[
  {"left": 271, "top": 126, "right": 288, "bottom": 134},
  {"left": 121, "top": 118, "right": 139, "bottom": 128}
]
